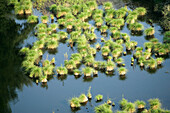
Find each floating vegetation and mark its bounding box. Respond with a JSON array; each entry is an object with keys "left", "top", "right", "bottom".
[
  {"left": 16, "top": 0, "right": 170, "bottom": 112},
  {"left": 68, "top": 88, "right": 170, "bottom": 113},
  {"left": 118, "top": 67, "right": 128, "bottom": 76},
  {"left": 27, "top": 15, "right": 38, "bottom": 23},
  {"left": 10, "top": 0, "right": 33, "bottom": 15},
  {"left": 95, "top": 103, "right": 112, "bottom": 113},
  {"left": 144, "top": 27, "right": 155, "bottom": 36},
  {"left": 95, "top": 94, "right": 103, "bottom": 101},
  {"left": 135, "top": 100, "right": 146, "bottom": 109},
  {"left": 69, "top": 97, "right": 81, "bottom": 108}
]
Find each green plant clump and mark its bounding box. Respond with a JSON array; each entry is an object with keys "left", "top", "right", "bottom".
[
  {"left": 95, "top": 94, "right": 103, "bottom": 101},
  {"left": 27, "top": 15, "right": 38, "bottom": 23},
  {"left": 95, "top": 103, "right": 113, "bottom": 113}
]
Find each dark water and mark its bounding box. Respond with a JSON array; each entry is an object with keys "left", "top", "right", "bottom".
[{"left": 0, "top": 1, "right": 170, "bottom": 113}]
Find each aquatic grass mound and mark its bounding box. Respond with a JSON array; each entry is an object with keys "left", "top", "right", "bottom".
[
  {"left": 17, "top": 1, "right": 170, "bottom": 112},
  {"left": 41, "top": 15, "right": 49, "bottom": 24},
  {"left": 79, "top": 94, "right": 88, "bottom": 103},
  {"left": 148, "top": 98, "right": 161, "bottom": 110},
  {"left": 134, "top": 7, "right": 147, "bottom": 16},
  {"left": 67, "top": 90, "right": 169, "bottom": 113},
  {"left": 27, "top": 15, "right": 38, "bottom": 23},
  {"left": 144, "top": 27, "right": 155, "bottom": 36},
  {"left": 56, "top": 66, "right": 68, "bottom": 75},
  {"left": 107, "top": 98, "right": 112, "bottom": 105},
  {"left": 106, "top": 61, "right": 116, "bottom": 71},
  {"left": 69, "top": 97, "right": 81, "bottom": 108},
  {"left": 12, "top": 0, "right": 33, "bottom": 15},
  {"left": 163, "top": 31, "right": 170, "bottom": 43},
  {"left": 95, "top": 94, "right": 103, "bottom": 101},
  {"left": 129, "top": 22, "right": 144, "bottom": 31},
  {"left": 95, "top": 103, "right": 112, "bottom": 113},
  {"left": 73, "top": 69, "right": 81, "bottom": 76},
  {"left": 135, "top": 100, "right": 146, "bottom": 109},
  {"left": 83, "top": 67, "right": 94, "bottom": 77},
  {"left": 118, "top": 67, "right": 128, "bottom": 76}
]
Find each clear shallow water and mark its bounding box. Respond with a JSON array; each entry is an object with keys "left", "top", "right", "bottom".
[{"left": 0, "top": 1, "right": 169, "bottom": 113}]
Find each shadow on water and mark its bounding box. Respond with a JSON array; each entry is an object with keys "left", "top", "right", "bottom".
[{"left": 0, "top": 2, "right": 36, "bottom": 112}]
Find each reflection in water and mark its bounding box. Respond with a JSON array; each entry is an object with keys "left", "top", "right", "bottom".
[
  {"left": 0, "top": 8, "right": 35, "bottom": 112},
  {"left": 119, "top": 75, "right": 127, "bottom": 80},
  {"left": 83, "top": 76, "right": 94, "bottom": 82}
]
